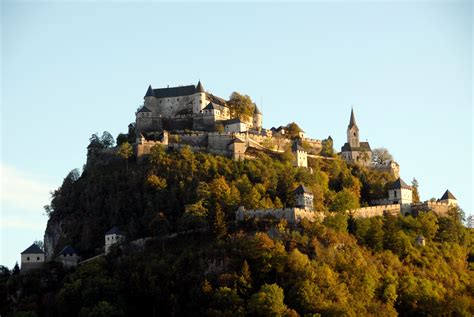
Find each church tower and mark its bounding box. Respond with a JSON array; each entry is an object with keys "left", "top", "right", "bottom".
[{"left": 347, "top": 107, "right": 360, "bottom": 148}]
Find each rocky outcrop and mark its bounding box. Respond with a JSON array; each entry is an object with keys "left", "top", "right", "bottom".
[{"left": 43, "top": 219, "right": 64, "bottom": 261}]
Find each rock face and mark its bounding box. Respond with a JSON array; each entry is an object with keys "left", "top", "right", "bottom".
[{"left": 43, "top": 219, "right": 64, "bottom": 261}]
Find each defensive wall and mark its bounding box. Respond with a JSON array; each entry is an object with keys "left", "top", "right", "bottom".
[
  {"left": 347, "top": 204, "right": 401, "bottom": 218},
  {"left": 236, "top": 206, "right": 325, "bottom": 224},
  {"left": 411, "top": 202, "right": 450, "bottom": 217}
]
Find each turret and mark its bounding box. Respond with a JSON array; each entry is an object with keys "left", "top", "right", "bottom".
[
  {"left": 193, "top": 80, "right": 207, "bottom": 114},
  {"left": 294, "top": 185, "right": 313, "bottom": 210},
  {"left": 292, "top": 141, "right": 308, "bottom": 168},
  {"left": 439, "top": 190, "right": 457, "bottom": 206},
  {"left": 388, "top": 178, "right": 412, "bottom": 205},
  {"left": 347, "top": 107, "right": 360, "bottom": 148},
  {"left": 252, "top": 104, "right": 263, "bottom": 130},
  {"left": 144, "top": 85, "right": 155, "bottom": 107}
]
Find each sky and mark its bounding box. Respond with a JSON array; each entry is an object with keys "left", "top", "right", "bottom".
[{"left": 1, "top": 0, "right": 472, "bottom": 268}]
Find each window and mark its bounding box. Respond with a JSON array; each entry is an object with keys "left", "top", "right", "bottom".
[
  {"left": 394, "top": 191, "right": 397, "bottom": 198},
  {"left": 37, "top": 257, "right": 40, "bottom": 261},
  {"left": 27, "top": 257, "right": 30, "bottom": 261},
  {"left": 177, "top": 98, "right": 179, "bottom": 101}
]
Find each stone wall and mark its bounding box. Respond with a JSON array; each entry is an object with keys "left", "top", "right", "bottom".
[
  {"left": 411, "top": 202, "right": 450, "bottom": 217},
  {"left": 236, "top": 206, "right": 324, "bottom": 224},
  {"left": 348, "top": 204, "right": 401, "bottom": 218}
]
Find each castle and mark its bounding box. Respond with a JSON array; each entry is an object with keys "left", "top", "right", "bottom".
[
  {"left": 129, "top": 81, "right": 322, "bottom": 162},
  {"left": 136, "top": 81, "right": 262, "bottom": 134}
]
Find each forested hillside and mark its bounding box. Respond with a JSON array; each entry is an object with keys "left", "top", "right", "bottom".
[{"left": 1, "top": 138, "right": 472, "bottom": 316}]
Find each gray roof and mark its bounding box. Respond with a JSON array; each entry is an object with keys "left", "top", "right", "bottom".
[
  {"left": 388, "top": 178, "right": 411, "bottom": 190},
  {"left": 150, "top": 85, "right": 197, "bottom": 99},
  {"left": 137, "top": 106, "right": 152, "bottom": 113},
  {"left": 294, "top": 185, "right": 312, "bottom": 195},
  {"left": 144, "top": 85, "right": 154, "bottom": 98},
  {"left": 440, "top": 190, "right": 456, "bottom": 200},
  {"left": 341, "top": 141, "right": 371, "bottom": 152},
  {"left": 292, "top": 142, "right": 305, "bottom": 152},
  {"left": 348, "top": 108, "right": 357, "bottom": 128},
  {"left": 196, "top": 80, "right": 205, "bottom": 93},
  {"left": 254, "top": 104, "right": 262, "bottom": 115},
  {"left": 59, "top": 245, "right": 78, "bottom": 256},
  {"left": 203, "top": 102, "right": 227, "bottom": 111},
  {"left": 106, "top": 226, "right": 124, "bottom": 235},
  {"left": 21, "top": 243, "right": 44, "bottom": 254}
]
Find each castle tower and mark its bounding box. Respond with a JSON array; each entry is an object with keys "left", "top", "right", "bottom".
[
  {"left": 292, "top": 141, "right": 308, "bottom": 168},
  {"left": 252, "top": 104, "right": 262, "bottom": 130},
  {"left": 439, "top": 190, "right": 457, "bottom": 206},
  {"left": 193, "top": 80, "right": 207, "bottom": 114},
  {"left": 294, "top": 185, "right": 313, "bottom": 210},
  {"left": 347, "top": 107, "right": 360, "bottom": 148},
  {"left": 144, "top": 85, "right": 156, "bottom": 107},
  {"left": 388, "top": 178, "right": 412, "bottom": 206}
]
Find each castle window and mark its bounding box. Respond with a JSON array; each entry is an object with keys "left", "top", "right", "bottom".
[
  {"left": 27, "top": 257, "right": 30, "bottom": 261},
  {"left": 177, "top": 98, "right": 179, "bottom": 101},
  {"left": 37, "top": 257, "right": 40, "bottom": 260},
  {"left": 160, "top": 100, "right": 162, "bottom": 104}
]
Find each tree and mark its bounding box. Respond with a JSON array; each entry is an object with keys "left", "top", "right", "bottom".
[
  {"left": 101, "top": 131, "right": 115, "bottom": 148},
  {"left": 371, "top": 148, "right": 393, "bottom": 165},
  {"left": 321, "top": 137, "right": 334, "bottom": 157},
  {"left": 330, "top": 189, "right": 359, "bottom": 212},
  {"left": 34, "top": 239, "right": 44, "bottom": 250},
  {"left": 411, "top": 178, "right": 420, "bottom": 203},
  {"left": 116, "top": 133, "right": 128, "bottom": 146},
  {"left": 12, "top": 262, "right": 20, "bottom": 275},
  {"left": 286, "top": 122, "right": 303, "bottom": 139},
  {"left": 117, "top": 142, "right": 133, "bottom": 172},
  {"left": 248, "top": 283, "right": 288, "bottom": 316},
  {"left": 227, "top": 92, "right": 254, "bottom": 120},
  {"left": 212, "top": 204, "right": 227, "bottom": 240}
]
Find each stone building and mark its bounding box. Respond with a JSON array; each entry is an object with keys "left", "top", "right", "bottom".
[
  {"left": 236, "top": 185, "right": 322, "bottom": 223},
  {"left": 57, "top": 245, "right": 80, "bottom": 268},
  {"left": 292, "top": 142, "right": 308, "bottom": 168},
  {"left": 136, "top": 81, "right": 262, "bottom": 134},
  {"left": 105, "top": 227, "right": 125, "bottom": 254},
  {"left": 438, "top": 190, "right": 457, "bottom": 206},
  {"left": 21, "top": 243, "right": 45, "bottom": 273},
  {"left": 340, "top": 108, "right": 372, "bottom": 166},
  {"left": 294, "top": 185, "right": 313, "bottom": 210}
]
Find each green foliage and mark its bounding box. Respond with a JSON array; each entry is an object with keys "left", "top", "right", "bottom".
[
  {"left": 3, "top": 135, "right": 471, "bottom": 316},
  {"left": 411, "top": 178, "right": 420, "bottom": 203},
  {"left": 248, "top": 283, "right": 288, "bottom": 316},
  {"left": 227, "top": 92, "right": 254, "bottom": 121}
]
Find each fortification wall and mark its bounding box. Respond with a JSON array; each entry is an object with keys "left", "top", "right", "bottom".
[
  {"left": 411, "top": 202, "right": 450, "bottom": 217},
  {"left": 348, "top": 204, "right": 401, "bottom": 218},
  {"left": 192, "top": 115, "right": 216, "bottom": 131},
  {"left": 236, "top": 207, "right": 323, "bottom": 223},
  {"left": 162, "top": 117, "right": 193, "bottom": 131}
]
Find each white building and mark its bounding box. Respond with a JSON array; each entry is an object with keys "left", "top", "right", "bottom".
[
  {"left": 294, "top": 185, "right": 314, "bottom": 210},
  {"left": 21, "top": 243, "right": 45, "bottom": 273},
  {"left": 292, "top": 142, "right": 308, "bottom": 168},
  {"left": 224, "top": 118, "right": 247, "bottom": 133},
  {"left": 388, "top": 178, "right": 413, "bottom": 205},
  {"left": 438, "top": 190, "right": 457, "bottom": 206},
  {"left": 105, "top": 227, "right": 125, "bottom": 254}
]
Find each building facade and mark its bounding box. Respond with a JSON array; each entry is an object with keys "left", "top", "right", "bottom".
[
  {"left": 21, "top": 243, "right": 45, "bottom": 273},
  {"left": 340, "top": 108, "right": 372, "bottom": 166}
]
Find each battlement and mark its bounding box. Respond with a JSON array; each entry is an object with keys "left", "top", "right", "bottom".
[
  {"left": 347, "top": 204, "right": 401, "bottom": 218},
  {"left": 236, "top": 206, "right": 324, "bottom": 224}
]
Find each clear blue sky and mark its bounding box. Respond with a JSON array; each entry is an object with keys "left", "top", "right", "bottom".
[{"left": 1, "top": 1, "right": 472, "bottom": 268}]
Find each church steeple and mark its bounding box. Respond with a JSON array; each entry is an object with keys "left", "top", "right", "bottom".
[
  {"left": 349, "top": 107, "right": 357, "bottom": 128},
  {"left": 347, "top": 107, "right": 360, "bottom": 148}
]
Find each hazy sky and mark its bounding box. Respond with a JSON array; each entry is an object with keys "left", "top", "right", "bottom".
[{"left": 1, "top": 0, "right": 472, "bottom": 268}]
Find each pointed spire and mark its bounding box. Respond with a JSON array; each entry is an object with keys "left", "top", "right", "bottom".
[
  {"left": 348, "top": 107, "right": 357, "bottom": 128},
  {"left": 254, "top": 104, "right": 262, "bottom": 115},
  {"left": 440, "top": 190, "right": 456, "bottom": 200},
  {"left": 196, "top": 80, "right": 205, "bottom": 93},
  {"left": 144, "top": 85, "right": 154, "bottom": 98}
]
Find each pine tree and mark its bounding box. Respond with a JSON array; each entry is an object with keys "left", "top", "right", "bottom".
[
  {"left": 411, "top": 178, "right": 420, "bottom": 203},
  {"left": 212, "top": 204, "right": 227, "bottom": 240}
]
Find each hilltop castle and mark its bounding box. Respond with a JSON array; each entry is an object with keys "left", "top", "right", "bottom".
[
  {"left": 340, "top": 108, "right": 372, "bottom": 166},
  {"left": 136, "top": 81, "right": 262, "bottom": 134}
]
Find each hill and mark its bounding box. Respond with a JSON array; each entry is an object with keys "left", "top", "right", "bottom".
[{"left": 1, "top": 138, "right": 472, "bottom": 316}]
